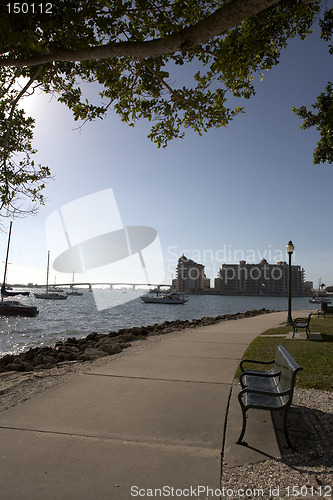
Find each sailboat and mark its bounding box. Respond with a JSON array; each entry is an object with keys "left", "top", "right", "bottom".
[
  {"left": 34, "top": 251, "right": 68, "bottom": 300},
  {"left": 0, "top": 222, "right": 39, "bottom": 317},
  {"left": 309, "top": 278, "right": 331, "bottom": 304},
  {"left": 1, "top": 221, "right": 30, "bottom": 298},
  {"left": 66, "top": 271, "right": 83, "bottom": 296}
]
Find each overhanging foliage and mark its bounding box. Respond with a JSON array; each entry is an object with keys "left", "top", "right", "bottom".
[{"left": 0, "top": 0, "right": 332, "bottom": 218}]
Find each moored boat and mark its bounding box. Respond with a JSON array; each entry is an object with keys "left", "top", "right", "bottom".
[
  {"left": 1, "top": 284, "right": 30, "bottom": 297},
  {"left": 309, "top": 278, "right": 331, "bottom": 304},
  {"left": 0, "top": 222, "right": 39, "bottom": 317},
  {"left": 34, "top": 251, "right": 68, "bottom": 300},
  {"left": 34, "top": 291, "right": 68, "bottom": 300},
  {"left": 66, "top": 290, "right": 83, "bottom": 296},
  {"left": 66, "top": 271, "right": 83, "bottom": 296},
  {"left": 309, "top": 296, "right": 331, "bottom": 304},
  {"left": 141, "top": 291, "right": 188, "bottom": 304},
  {"left": 0, "top": 299, "right": 38, "bottom": 317}
]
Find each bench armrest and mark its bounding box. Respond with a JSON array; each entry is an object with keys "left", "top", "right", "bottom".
[
  {"left": 293, "top": 312, "right": 313, "bottom": 324},
  {"left": 239, "top": 387, "right": 292, "bottom": 399},
  {"left": 240, "top": 358, "right": 275, "bottom": 372}
]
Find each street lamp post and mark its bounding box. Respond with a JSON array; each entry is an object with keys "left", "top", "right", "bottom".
[{"left": 286, "top": 240, "right": 295, "bottom": 326}]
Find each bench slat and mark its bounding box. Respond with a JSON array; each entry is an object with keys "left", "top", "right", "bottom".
[
  {"left": 241, "top": 372, "right": 280, "bottom": 391},
  {"left": 242, "top": 392, "right": 289, "bottom": 409}
]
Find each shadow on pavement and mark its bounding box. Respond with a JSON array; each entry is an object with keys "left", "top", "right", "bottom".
[{"left": 272, "top": 405, "right": 333, "bottom": 471}]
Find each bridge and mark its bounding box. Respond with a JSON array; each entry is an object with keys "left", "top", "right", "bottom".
[{"left": 34, "top": 283, "right": 171, "bottom": 291}]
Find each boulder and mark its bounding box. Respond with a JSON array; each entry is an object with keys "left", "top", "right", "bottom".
[
  {"left": 85, "top": 332, "right": 101, "bottom": 342},
  {"left": 80, "top": 347, "right": 110, "bottom": 361},
  {"left": 115, "top": 333, "right": 137, "bottom": 342},
  {"left": 6, "top": 361, "right": 33, "bottom": 372},
  {"left": 108, "top": 331, "right": 121, "bottom": 338},
  {"left": 98, "top": 342, "right": 123, "bottom": 355},
  {"left": 117, "top": 342, "right": 131, "bottom": 349}
]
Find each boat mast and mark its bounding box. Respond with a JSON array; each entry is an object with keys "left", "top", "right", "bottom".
[
  {"left": 46, "top": 251, "right": 50, "bottom": 293},
  {"left": 1, "top": 221, "right": 13, "bottom": 300}
]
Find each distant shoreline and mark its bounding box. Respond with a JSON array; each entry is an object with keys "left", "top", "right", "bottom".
[{"left": 4, "top": 283, "right": 310, "bottom": 298}]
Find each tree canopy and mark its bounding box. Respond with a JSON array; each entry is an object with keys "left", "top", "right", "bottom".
[{"left": 0, "top": 0, "right": 332, "bottom": 218}]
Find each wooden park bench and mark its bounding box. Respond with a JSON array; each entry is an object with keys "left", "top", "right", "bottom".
[
  {"left": 292, "top": 312, "right": 312, "bottom": 338},
  {"left": 237, "top": 345, "right": 302, "bottom": 448}
]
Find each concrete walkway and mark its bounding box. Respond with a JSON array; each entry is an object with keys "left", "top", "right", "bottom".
[{"left": 0, "top": 311, "right": 304, "bottom": 499}]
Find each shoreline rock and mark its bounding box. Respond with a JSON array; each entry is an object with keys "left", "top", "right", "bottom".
[{"left": 0, "top": 308, "right": 275, "bottom": 373}]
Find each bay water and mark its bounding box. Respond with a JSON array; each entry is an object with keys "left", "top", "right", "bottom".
[{"left": 0, "top": 290, "right": 314, "bottom": 356}]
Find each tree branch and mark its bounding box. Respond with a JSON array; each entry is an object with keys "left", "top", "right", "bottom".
[
  {"left": 1, "top": 68, "right": 41, "bottom": 210},
  {"left": 140, "top": 59, "right": 182, "bottom": 101},
  {"left": 0, "top": 0, "right": 281, "bottom": 68}
]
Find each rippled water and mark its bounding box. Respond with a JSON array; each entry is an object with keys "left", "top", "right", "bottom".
[{"left": 0, "top": 290, "right": 314, "bottom": 356}]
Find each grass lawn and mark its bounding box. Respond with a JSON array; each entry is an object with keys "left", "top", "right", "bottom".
[{"left": 236, "top": 316, "right": 333, "bottom": 391}]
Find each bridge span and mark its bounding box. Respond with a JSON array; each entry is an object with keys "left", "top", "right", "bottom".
[{"left": 34, "top": 283, "right": 171, "bottom": 291}]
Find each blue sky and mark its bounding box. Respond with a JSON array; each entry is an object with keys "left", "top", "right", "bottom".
[{"left": 1, "top": 18, "right": 333, "bottom": 289}]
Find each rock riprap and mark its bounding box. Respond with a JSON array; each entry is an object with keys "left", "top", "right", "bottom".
[{"left": 0, "top": 309, "right": 273, "bottom": 373}]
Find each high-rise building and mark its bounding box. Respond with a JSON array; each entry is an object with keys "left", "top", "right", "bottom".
[
  {"left": 214, "top": 259, "right": 306, "bottom": 296},
  {"left": 173, "top": 255, "right": 210, "bottom": 293}
]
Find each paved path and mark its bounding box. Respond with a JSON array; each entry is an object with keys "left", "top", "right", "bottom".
[{"left": 0, "top": 310, "right": 304, "bottom": 499}]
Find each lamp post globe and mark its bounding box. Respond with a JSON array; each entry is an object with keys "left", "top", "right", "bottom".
[
  {"left": 286, "top": 241, "right": 295, "bottom": 255},
  {"left": 286, "top": 241, "right": 294, "bottom": 326}
]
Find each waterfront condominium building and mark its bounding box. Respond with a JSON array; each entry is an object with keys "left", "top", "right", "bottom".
[
  {"left": 214, "top": 259, "right": 306, "bottom": 296},
  {"left": 173, "top": 255, "right": 210, "bottom": 293}
]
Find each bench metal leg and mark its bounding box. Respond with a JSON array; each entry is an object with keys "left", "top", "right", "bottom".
[
  {"left": 236, "top": 408, "right": 248, "bottom": 445},
  {"left": 283, "top": 408, "right": 294, "bottom": 448},
  {"left": 237, "top": 408, "right": 294, "bottom": 448}
]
